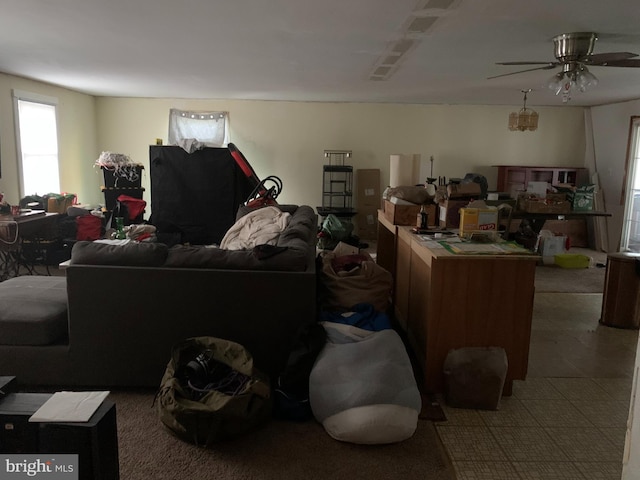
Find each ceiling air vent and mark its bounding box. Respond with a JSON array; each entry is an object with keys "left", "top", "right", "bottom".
[{"left": 406, "top": 16, "right": 438, "bottom": 34}]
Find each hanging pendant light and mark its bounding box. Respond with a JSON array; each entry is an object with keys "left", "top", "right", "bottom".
[{"left": 508, "top": 89, "right": 539, "bottom": 132}]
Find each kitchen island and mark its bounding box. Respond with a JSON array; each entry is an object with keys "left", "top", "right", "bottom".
[{"left": 378, "top": 210, "right": 538, "bottom": 395}]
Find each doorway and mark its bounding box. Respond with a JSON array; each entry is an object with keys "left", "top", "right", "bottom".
[{"left": 620, "top": 116, "right": 640, "bottom": 252}]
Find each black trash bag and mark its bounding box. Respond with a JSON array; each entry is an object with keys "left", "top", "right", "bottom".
[{"left": 274, "top": 322, "right": 327, "bottom": 421}]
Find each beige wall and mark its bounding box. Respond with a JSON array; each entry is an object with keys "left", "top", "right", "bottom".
[
  {"left": 0, "top": 71, "right": 588, "bottom": 211},
  {"left": 0, "top": 73, "right": 98, "bottom": 205},
  {"left": 96, "top": 97, "right": 586, "bottom": 210}
]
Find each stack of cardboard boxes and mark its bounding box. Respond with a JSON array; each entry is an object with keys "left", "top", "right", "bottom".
[
  {"left": 354, "top": 169, "right": 381, "bottom": 240},
  {"left": 438, "top": 182, "right": 483, "bottom": 229},
  {"left": 383, "top": 199, "right": 437, "bottom": 227}
]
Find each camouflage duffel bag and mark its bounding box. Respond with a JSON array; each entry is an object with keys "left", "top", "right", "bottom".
[{"left": 156, "top": 336, "right": 272, "bottom": 446}]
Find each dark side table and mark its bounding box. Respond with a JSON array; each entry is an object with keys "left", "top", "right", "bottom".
[
  {"left": 0, "top": 392, "right": 120, "bottom": 479},
  {"left": 0, "top": 376, "right": 17, "bottom": 395}
]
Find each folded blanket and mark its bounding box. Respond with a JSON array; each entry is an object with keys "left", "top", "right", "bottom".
[{"left": 221, "top": 206, "right": 291, "bottom": 250}]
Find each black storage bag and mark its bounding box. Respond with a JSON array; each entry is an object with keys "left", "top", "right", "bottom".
[
  {"left": 274, "top": 322, "right": 327, "bottom": 421},
  {"left": 156, "top": 336, "right": 272, "bottom": 446}
]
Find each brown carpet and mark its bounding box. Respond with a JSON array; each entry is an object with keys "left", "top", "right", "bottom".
[{"left": 111, "top": 390, "right": 454, "bottom": 480}]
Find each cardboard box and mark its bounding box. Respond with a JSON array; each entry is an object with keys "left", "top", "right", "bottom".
[
  {"left": 446, "top": 182, "right": 482, "bottom": 198},
  {"left": 383, "top": 200, "right": 437, "bottom": 226},
  {"left": 517, "top": 193, "right": 570, "bottom": 214},
  {"left": 534, "top": 219, "right": 587, "bottom": 247},
  {"left": 526, "top": 200, "right": 571, "bottom": 214},
  {"left": 354, "top": 205, "right": 379, "bottom": 240},
  {"left": 438, "top": 199, "right": 469, "bottom": 228},
  {"left": 356, "top": 169, "right": 381, "bottom": 208},
  {"left": 459, "top": 207, "right": 499, "bottom": 237}
]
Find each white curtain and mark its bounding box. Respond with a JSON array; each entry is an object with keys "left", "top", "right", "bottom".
[{"left": 168, "top": 109, "right": 229, "bottom": 147}]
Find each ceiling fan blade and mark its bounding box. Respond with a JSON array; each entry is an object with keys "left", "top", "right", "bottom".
[
  {"left": 488, "top": 64, "right": 558, "bottom": 80},
  {"left": 588, "top": 52, "right": 639, "bottom": 64},
  {"left": 496, "top": 61, "right": 559, "bottom": 66},
  {"left": 591, "top": 58, "right": 640, "bottom": 67}
]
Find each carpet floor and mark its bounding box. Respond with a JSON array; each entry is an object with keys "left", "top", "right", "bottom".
[{"left": 112, "top": 390, "right": 455, "bottom": 480}]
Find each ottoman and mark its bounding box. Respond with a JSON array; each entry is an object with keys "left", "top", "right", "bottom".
[{"left": 0, "top": 276, "right": 68, "bottom": 346}]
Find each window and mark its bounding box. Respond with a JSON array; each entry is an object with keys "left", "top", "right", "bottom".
[
  {"left": 168, "top": 109, "right": 228, "bottom": 147},
  {"left": 13, "top": 90, "right": 60, "bottom": 197}
]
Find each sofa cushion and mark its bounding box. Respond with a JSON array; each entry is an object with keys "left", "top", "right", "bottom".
[
  {"left": 0, "top": 276, "right": 68, "bottom": 345},
  {"left": 165, "top": 205, "right": 316, "bottom": 271},
  {"left": 236, "top": 204, "right": 299, "bottom": 220},
  {"left": 164, "top": 244, "right": 308, "bottom": 271},
  {"left": 70, "top": 241, "right": 169, "bottom": 266},
  {"left": 277, "top": 205, "right": 316, "bottom": 247}
]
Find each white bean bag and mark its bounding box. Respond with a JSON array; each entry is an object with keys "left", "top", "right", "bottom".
[{"left": 309, "top": 322, "right": 421, "bottom": 444}]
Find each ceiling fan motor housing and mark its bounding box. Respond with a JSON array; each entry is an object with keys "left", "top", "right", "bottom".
[{"left": 553, "top": 32, "right": 597, "bottom": 63}]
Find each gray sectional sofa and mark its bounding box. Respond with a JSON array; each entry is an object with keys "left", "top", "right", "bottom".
[{"left": 0, "top": 205, "right": 318, "bottom": 388}]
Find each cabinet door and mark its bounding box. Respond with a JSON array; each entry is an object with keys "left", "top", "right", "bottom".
[
  {"left": 528, "top": 168, "right": 554, "bottom": 185},
  {"left": 498, "top": 167, "right": 527, "bottom": 198},
  {"left": 394, "top": 230, "right": 412, "bottom": 332},
  {"left": 407, "top": 251, "right": 431, "bottom": 379}
]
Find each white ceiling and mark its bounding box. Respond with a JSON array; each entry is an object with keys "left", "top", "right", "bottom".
[{"left": 2, "top": 0, "right": 640, "bottom": 107}]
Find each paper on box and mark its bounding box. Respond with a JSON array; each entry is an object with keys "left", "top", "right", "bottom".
[
  {"left": 332, "top": 241, "right": 359, "bottom": 257},
  {"left": 527, "top": 181, "right": 548, "bottom": 198},
  {"left": 29, "top": 391, "right": 110, "bottom": 422}
]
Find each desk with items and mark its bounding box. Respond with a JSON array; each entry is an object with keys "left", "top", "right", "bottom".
[{"left": 0, "top": 211, "right": 59, "bottom": 280}]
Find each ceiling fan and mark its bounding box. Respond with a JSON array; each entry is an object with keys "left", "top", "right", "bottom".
[{"left": 489, "top": 32, "right": 640, "bottom": 102}]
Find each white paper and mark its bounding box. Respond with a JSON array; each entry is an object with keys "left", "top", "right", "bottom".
[
  {"left": 29, "top": 391, "right": 110, "bottom": 423},
  {"left": 389, "top": 196, "right": 415, "bottom": 205}
]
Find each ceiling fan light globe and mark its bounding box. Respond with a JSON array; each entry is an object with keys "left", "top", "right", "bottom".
[
  {"left": 576, "top": 68, "right": 599, "bottom": 92},
  {"left": 546, "top": 73, "right": 564, "bottom": 95}
]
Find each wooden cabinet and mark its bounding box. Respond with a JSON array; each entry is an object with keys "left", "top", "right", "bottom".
[
  {"left": 376, "top": 211, "right": 397, "bottom": 279},
  {"left": 495, "top": 165, "right": 589, "bottom": 198},
  {"left": 600, "top": 252, "right": 640, "bottom": 329},
  {"left": 379, "top": 216, "right": 538, "bottom": 394}
]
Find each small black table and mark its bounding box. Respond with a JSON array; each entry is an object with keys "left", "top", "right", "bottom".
[
  {"left": 0, "top": 376, "right": 17, "bottom": 395},
  {"left": 0, "top": 212, "right": 59, "bottom": 280},
  {"left": 0, "top": 392, "right": 120, "bottom": 479}
]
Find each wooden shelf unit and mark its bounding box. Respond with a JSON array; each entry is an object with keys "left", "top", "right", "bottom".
[{"left": 495, "top": 165, "right": 589, "bottom": 198}]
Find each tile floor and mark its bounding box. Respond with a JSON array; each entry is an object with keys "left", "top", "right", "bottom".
[{"left": 434, "top": 291, "right": 639, "bottom": 480}]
